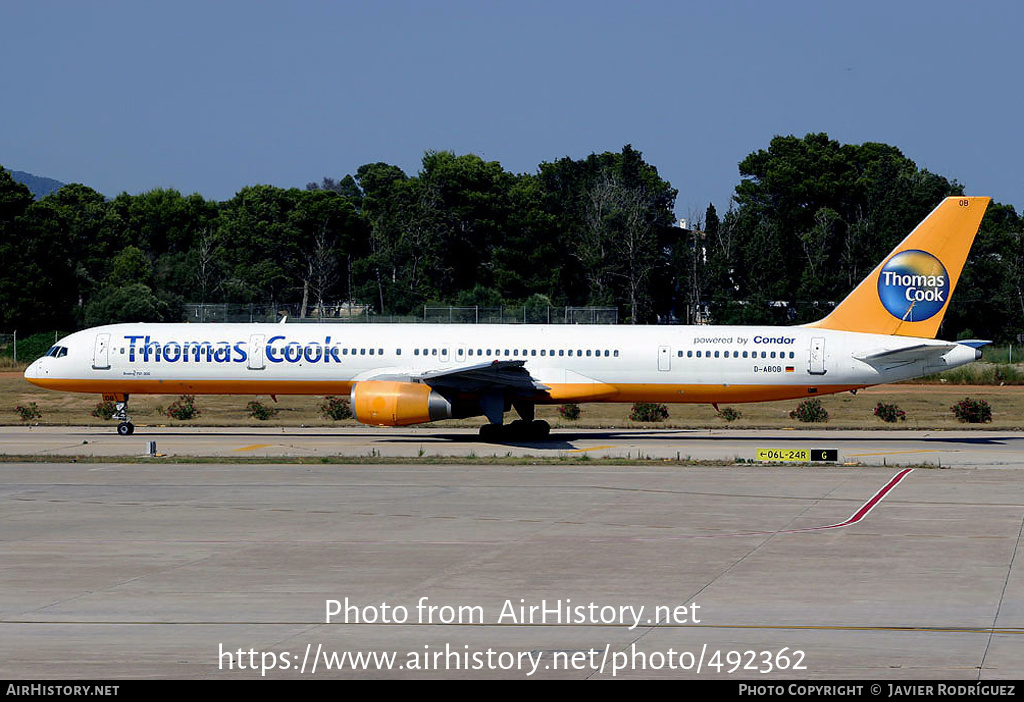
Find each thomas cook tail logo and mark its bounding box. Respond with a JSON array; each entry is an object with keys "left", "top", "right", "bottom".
[{"left": 877, "top": 250, "right": 949, "bottom": 322}]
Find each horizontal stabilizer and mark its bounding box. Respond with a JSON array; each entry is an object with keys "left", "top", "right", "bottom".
[{"left": 854, "top": 343, "right": 956, "bottom": 367}]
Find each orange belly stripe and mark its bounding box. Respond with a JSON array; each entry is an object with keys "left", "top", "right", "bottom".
[{"left": 28, "top": 376, "right": 865, "bottom": 404}]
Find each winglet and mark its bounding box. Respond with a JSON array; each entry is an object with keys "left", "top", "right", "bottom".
[{"left": 807, "top": 196, "right": 989, "bottom": 338}]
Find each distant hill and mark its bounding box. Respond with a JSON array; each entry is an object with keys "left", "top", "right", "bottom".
[{"left": 11, "top": 170, "right": 65, "bottom": 199}]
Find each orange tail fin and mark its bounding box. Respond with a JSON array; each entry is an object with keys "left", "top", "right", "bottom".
[{"left": 807, "top": 196, "right": 989, "bottom": 338}]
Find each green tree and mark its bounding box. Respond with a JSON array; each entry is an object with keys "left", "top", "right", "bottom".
[
  {"left": 109, "top": 188, "right": 218, "bottom": 256},
  {"left": 0, "top": 166, "right": 33, "bottom": 223},
  {"left": 0, "top": 167, "right": 38, "bottom": 328},
  {"left": 722, "top": 133, "right": 963, "bottom": 324},
  {"left": 455, "top": 284, "right": 503, "bottom": 308},
  {"left": 288, "top": 189, "right": 364, "bottom": 316},
  {"left": 218, "top": 185, "right": 303, "bottom": 305},
  {"left": 105, "top": 245, "right": 154, "bottom": 288},
  {"left": 82, "top": 283, "right": 171, "bottom": 326},
  {"left": 416, "top": 151, "right": 513, "bottom": 300},
  {"left": 29, "top": 184, "right": 124, "bottom": 312},
  {"left": 1, "top": 183, "right": 122, "bottom": 330},
  {"left": 353, "top": 162, "right": 417, "bottom": 313},
  {"left": 491, "top": 172, "right": 564, "bottom": 304},
  {"left": 533, "top": 145, "right": 677, "bottom": 321},
  {"left": 306, "top": 175, "right": 364, "bottom": 210}
]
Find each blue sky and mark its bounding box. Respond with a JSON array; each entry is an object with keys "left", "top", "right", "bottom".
[{"left": 1, "top": 1, "right": 1020, "bottom": 217}]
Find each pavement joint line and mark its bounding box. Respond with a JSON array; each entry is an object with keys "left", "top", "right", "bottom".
[
  {"left": 847, "top": 449, "right": 950, "bottom": 457},
  {"left": 0, "top": 621, "right": 1022, "bottom": 634}
]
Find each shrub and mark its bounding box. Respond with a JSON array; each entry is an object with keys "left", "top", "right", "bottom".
[
  {"left": 15, "top": 402, "right": 41, "bottom": 421},
  {"left": 717, "top": 407, "right": 742, "bottom": 422},
  {"left": 320, "top": 395, "right": 353, "bottom": 420},
  {"left": 630, "top": 402, "right": 669, "bottom": 422},
  {"left": 558, "top": 403, "right": 581, "bottom": 420},
  {"left": 166, "top": 395, "right": 200, "bottom": 420},
  {"left": 91, "top": 401, "right": 117, "bottom": 420},
  {"left": 873, "top": 402, "right": 906, "bottom": 423},
  {"left": 247, "top": 400, "right": 279, "bottom": 420},
  {"left": 790, "top": 398, "right": 828, "bottom": 423},
  {"left": 951, "top": 397, "right": 992, "bottom": 423},
  {"left": 0, "top": 331, "right": 67, "bottom": 363}
]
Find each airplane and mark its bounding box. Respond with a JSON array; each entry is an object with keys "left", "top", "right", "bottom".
[{"left": 24, "top": 196, "right": 990, "bottom": 440}]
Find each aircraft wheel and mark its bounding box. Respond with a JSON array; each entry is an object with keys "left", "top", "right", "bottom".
[
  {"left": 529, "top": 420, "right": 550, "bottom": 440},
  {"left": 506, "top": 419, "right": 529, "bottom": 439},
  {"left": 117, "top": 422, "right": 134, "bottom": 436},
  {"left": 479, "top": 424, "right": 502, "bottom": 442}
]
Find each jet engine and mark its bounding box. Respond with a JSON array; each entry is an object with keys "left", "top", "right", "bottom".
[{"left": 350, "top": 380, "right": 453, "bottom": 426}]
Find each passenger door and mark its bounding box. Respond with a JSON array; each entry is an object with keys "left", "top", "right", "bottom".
[
  {"left": 809, "top": 337, "right": 826, "bottom": 375},
  {"left": 248, "top": 334, "right": 265, "bottom": 370},
  {"left": 92, "top": 333, "right": 111, "bottom": 370},
  {"left": 658, "top": 345, "right": 671, "bottom": 372}
]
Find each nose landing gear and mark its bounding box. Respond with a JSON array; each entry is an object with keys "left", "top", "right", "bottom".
[{"left": 105, "top": 395, "right": 134, "bottom": 435}]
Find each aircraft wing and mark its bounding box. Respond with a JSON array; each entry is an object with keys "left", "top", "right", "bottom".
[
  {"left": 854, "top": 343, "right": 958, "bottom": 368},
  {"left": 418, "top": 360, "right": 549, "bottom": 395}
]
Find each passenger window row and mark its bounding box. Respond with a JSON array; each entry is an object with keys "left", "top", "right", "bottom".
[
  {"left": 412, "top": 348, "right": 620, "bottom": 358},
  {"left": 108, "top": 344, "right": 625, "bottom": 361},
  {"left": 268, "top": 347, "right": 387, "bottom": 356},
  {"left": 677, "top": 349, "right": 796, "bottom": 359}
]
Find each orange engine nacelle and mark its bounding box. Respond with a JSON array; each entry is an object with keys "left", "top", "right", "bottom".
[{"left": 350, "top": 380, "right": 453, "bottom": 426}]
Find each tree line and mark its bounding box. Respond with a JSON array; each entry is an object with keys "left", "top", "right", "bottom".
[{"left": 0, "top": 134, "right": 1020, "bottom": 342}]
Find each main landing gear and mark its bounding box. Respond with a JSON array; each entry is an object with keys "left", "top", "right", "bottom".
[
  {"left": 479, "top": 419, "right": 550, "bottom": 442},
  {"left": 477, "top": 398, "right": 550, "bottom": 442}
]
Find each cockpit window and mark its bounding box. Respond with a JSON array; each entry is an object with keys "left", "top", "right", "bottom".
[{"left": 43, "top": 345, "right": 68, "bottom": 358}]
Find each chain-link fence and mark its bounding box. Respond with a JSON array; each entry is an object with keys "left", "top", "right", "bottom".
[
  {"left": 422, "top": 306, "right": 618, "bottom": 324},
  {"left": 183, "top": 303, "right": 371, "bottom": 323},
  {"left": 0, "top": 333, "right": 14, "bottom": 364},
  {"left": 182, "top": 304, "right": 619, "bottom": 324},
  {"left": 1, "top": 331, "right": 65, "bottom": 365}
]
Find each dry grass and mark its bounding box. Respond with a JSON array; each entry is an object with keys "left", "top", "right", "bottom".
[
  {"left": 3, "top": 373, "right": 1022, "bottom": 430},
  {"left": 914, "top": 362, "right": 1024, "bottom": 385}
]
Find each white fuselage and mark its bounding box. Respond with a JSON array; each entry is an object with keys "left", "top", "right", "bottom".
[{"left": 24, "top": 322, "right": 979, "bottom": 405}]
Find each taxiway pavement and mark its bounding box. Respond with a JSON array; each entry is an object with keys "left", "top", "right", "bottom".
[
  {"left": 1, "top": 425, "right": 1024, "bottom": 467},
  {"left": 0, "top": 458, "right": 1021, "bottom": 679}
]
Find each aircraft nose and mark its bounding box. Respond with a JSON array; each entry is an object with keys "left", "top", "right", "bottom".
[{"left": 24, "top": 359, "right": 45, "bottom": 382}]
